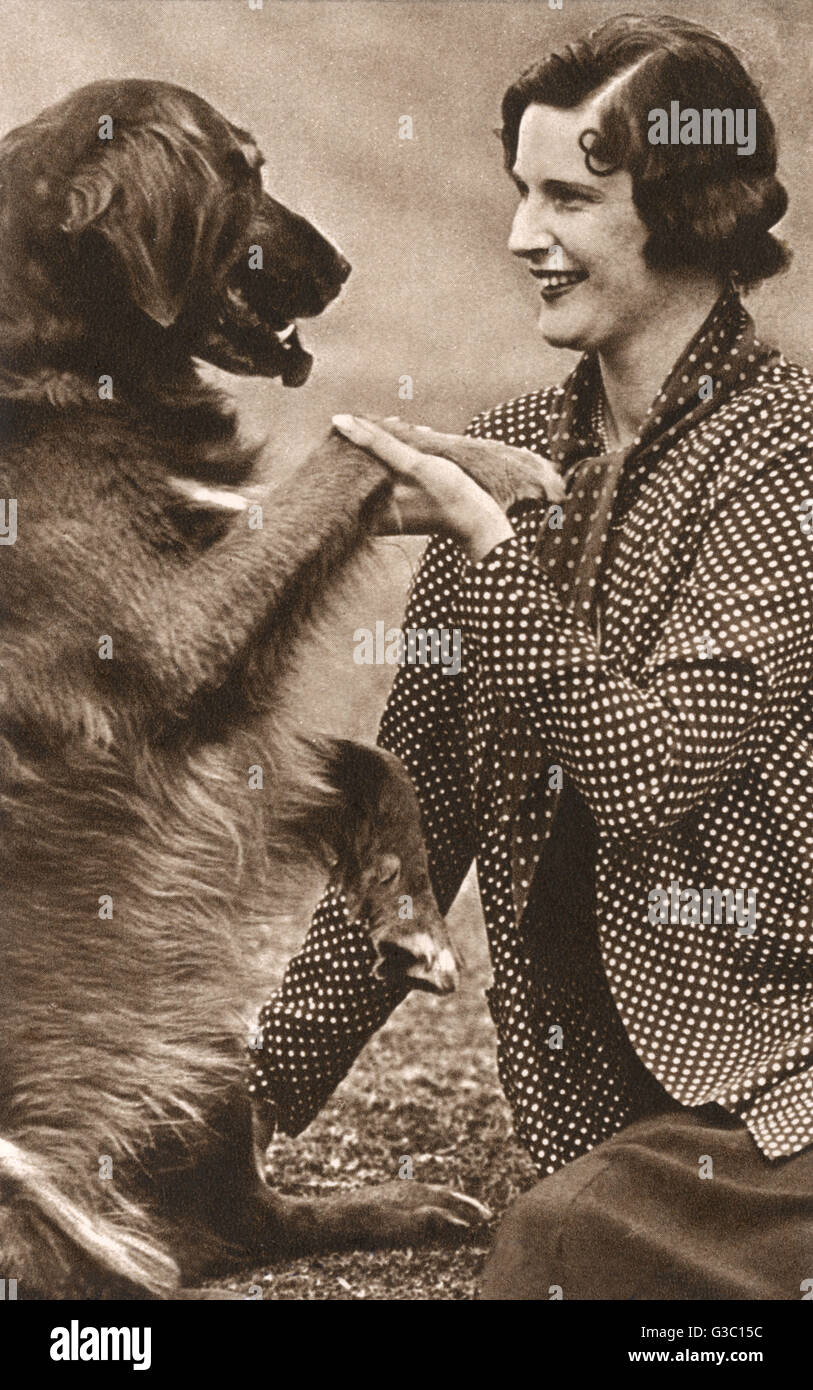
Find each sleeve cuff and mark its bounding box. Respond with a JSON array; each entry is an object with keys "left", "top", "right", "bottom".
[{"left": 462, "top": 535, "right": 602, "bottom": 683}]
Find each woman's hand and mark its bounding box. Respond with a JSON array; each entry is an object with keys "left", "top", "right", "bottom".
[{"left": 332, "top": 414, "right": 558, "bottom": 562}]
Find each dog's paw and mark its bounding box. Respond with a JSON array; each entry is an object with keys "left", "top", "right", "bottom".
[
  {"left": 363, "top": 1180, "right": 492, "bottom": 1245},
  {"left": 373, "top": 416, "right": 565, "bottom": 509}
]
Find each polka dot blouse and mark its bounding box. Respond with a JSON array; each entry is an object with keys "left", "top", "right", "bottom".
[{"left": 251, "top": 291, "right": 813, "bottom": 1175}]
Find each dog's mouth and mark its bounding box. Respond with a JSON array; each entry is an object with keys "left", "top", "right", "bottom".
[{"left": 201, "top": 282, "right": 314, "bottom": 386}]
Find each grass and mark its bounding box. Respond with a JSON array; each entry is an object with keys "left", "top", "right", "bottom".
[{"left": 221, "top": 876, "right": 537, "bottom": 1300}]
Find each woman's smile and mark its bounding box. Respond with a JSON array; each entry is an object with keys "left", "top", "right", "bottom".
[{"left": 531, "top": 267, "right": 589, "bottom": 300}]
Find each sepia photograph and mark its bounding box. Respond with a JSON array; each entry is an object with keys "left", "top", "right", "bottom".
[{"left": 0, "top": 0, "right": 811, "bottom": 1357}]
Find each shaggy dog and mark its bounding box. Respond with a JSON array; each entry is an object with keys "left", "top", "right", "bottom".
[{"left": 0, "top": 80, "right": 545, "bottom": 1298}]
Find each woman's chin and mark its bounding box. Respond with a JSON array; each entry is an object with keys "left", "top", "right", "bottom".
[{"left": 538, "top": 321, "right": 589, "bottom": 351}]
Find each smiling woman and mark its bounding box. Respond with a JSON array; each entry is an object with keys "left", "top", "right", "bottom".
[
  {"left": 499, "top": 18, "right": 790, "bottom": 426},
  {"left": 255, "top": 11, "right": 813, "bottom": 1305},
  {"left": 500, "top": 13, "right": 789, "bottom": 290},
  {"left": 507, "top": 103, "right": 658, "bottom": 365},
  {"left": 1, "top": 0, "right": 810, "bottom": 1315}
]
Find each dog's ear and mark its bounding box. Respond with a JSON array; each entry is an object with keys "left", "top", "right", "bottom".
[{"left": 61, "top": 123, "right": 242, "bottom": 328}]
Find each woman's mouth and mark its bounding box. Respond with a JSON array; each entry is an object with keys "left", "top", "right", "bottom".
[{"left": 532, "top": 269, "right": 588, "bottom": 301}]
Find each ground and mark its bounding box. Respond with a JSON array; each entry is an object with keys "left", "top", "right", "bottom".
[{"left": 220, "top": 876, "right": 537, "bottom": 1300}]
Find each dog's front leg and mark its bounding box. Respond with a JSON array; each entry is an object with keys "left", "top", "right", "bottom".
[
  {"left": 163, "top": 1090, "right": 489, "bottom": 1286},
  {"left": 264, "top": 1183, "right": 491, "bottom": 1257},
  {"left": 157, "top": 434, "right": 392, "bottom": 718}
]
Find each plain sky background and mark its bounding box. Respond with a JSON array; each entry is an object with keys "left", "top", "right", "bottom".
[{"left": 2, "top": 0, "right": 811, "bottom": 740}]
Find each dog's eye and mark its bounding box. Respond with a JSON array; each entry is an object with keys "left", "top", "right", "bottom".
[
  {"left": 377, "top": 856, "right": 401, "bottom": 886},
  {"left": 226, "top": 148, "right": 259, "bottom": 183}
]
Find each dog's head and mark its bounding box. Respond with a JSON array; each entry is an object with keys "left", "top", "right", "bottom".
[
  {"left": 320, "top": 743, "right": 459, "bottom": 997},
  {"left": 0, "top": 79, "right": 349, "bottom": 386}
]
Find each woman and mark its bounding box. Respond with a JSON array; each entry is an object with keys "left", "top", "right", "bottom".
[{"left": 251, "top": 14, "right": 813, "bottom": 1299}]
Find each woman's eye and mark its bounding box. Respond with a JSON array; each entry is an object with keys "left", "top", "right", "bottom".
[{"left": 553, "top": 196, "right": 584, "bottom": 212}]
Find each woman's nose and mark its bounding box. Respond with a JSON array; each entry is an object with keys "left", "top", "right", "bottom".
[{"left": 508, "top": 201, "right": 557, "bottom": 259}]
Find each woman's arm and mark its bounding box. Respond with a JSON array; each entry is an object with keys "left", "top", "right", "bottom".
[
  {"left": 328, "top": 415, "right": 813, "bottom": 842},
  {"left": 252, "top": 416, "right": 565, "bottom": 1133},
  {"left": 461, "top": 450, "right": 813, "bottom": 841},
  {"left": 253, "top": 529, "right": 480, "bottom": 1136}
]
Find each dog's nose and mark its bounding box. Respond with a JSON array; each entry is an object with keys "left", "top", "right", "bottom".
[
  {"left": 404, "top": 941, "right": 458, "bottom": 995},
  {"left": 335, "top": 253, "right": 352, "bottom": 282},
  {"left": 376, "top": 933, "right": 459, "bottom": 995}
]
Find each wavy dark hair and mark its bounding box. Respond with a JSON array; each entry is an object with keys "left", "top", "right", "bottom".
[{"left": 500, "top": 14, "right": 790, "bottom": 290}]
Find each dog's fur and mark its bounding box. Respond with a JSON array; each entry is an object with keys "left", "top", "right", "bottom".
[{"left": 0, "top": 80, "right": 548, "bottom": 1298}]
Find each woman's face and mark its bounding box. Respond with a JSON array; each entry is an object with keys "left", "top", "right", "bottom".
[{"left": 508, "top": 101, "right": 671, "bottom": 355}]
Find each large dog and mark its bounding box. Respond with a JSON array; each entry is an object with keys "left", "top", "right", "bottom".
[{"left": 0, "top": 80, "right": 550, "bottom": 1299}]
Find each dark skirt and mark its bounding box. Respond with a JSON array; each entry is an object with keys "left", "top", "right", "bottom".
[
  {"left": 481, "top": 1105, "right": 813, "bottom": 1300},
  {"left": 490, "top": 779, "right": 813, "bottom": 1299}
]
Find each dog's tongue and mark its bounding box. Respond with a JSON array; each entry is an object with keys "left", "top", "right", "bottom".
[{"left": 279, "top": 326, "right": 313, "bottom": 387}]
